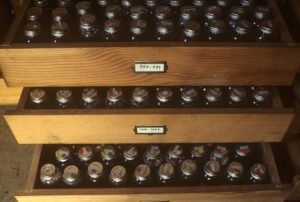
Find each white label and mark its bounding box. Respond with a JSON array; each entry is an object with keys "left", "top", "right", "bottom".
[
  {"left": 134, "top": 62, "right": 166, "bottom": 73},
  {"left": 135, "top": 126, "right": 166, "bottom": 135}
]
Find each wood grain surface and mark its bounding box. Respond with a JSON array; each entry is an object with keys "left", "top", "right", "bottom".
[{"left": 0, "top": 75, "right": 22, "bottom": 105}]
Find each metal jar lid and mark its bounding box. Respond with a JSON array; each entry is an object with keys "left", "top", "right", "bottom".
[
  {"left": 76, "top": 1, "right": 91, "bottom": 16},
  {"left": 181, "top": 87, "right": 198, "bottom": 102},
  {"left": 157, "top": 19, "right": 174, "bottom": 36},
  {"left": 250, "top": 163, "right": 267, "bottom": 180},
  {"left": 180, "top": 5, "right": 196, "bottom": 21},
  {"left": 24, "top": 22, "right": 41, "bottom": 38},
  {"left": 63, "top": 165, "right": 81, "bottom": 185},
  {"left": 27, "top": 7, "right": 43, "bottom": 21},
  {"left": 254, "top": 6, "right": 270, "bottom": 20},
  {"left": 227, "top": 161, "right": 244, "bottom": 178},
  {"left": 101, "top": 145, "right": 116, "bottom": 161},
  {"left": 97, "top": 0, "right": 112, "bottom": 7},
  {"left": 105, "top": 4, "right": 122, "bottom": 19},
  {"left": 79, "top": 14, "right": 96, "bottom": 30},
  {"left": 156, "top": 87, "right": 174, "bottom": 103},
  {"left": 82, "top": 88, "right": 98, "bottom": 103},
  {"left": 104, "top": 19, "right": 121, "bottom": 35},
  {"left": 123, "top": 145, "right": 139, "bottom": 161},
  {"left": 78, "top": 146, "right": 94, "bottom": 162},
  {"left": 145, "top": 0, "right": 159, "bottom": 8},
  {"left": 229, "top": 6, "right": 246, "bottom": 21},
  {"left": 56, "top": 88, "right": 72, "bottom": 104},
  {"left": 204, "top": 160, "right": 220, "bottom": 177},
  {"left": 30, "top": 88, "right": 46, "bottom": 104},
  {"left": 239, "top": 0, "right": 254, "bottom": 7},
  {"left": 183, "top": 21, "right": 201, "bottom": 38},
  {"left": 33, "top": 0, "right": 48, "bottom": 7},
  {"left": 134, "top": 164, "right": 151, "bottom": 182},
  {"left": 168, "top": 0, "right": 184, "bottom": 8},
  {"left": 130, "top": 5, "right": 147, "bottom": 20},
  {"left": 145, "top": 145, "right": 161, "bottom": 159},
  {"left": 229, "top": 86, "right": 247, "bottom": 102},
  {"left": 55, "top": 147, "right": 71, "bottom": 163},
  {"left": 57, "top": 0, "right": 72, "bottom": 7},
  {"left": 51, "top": 22, "right": 69, "bottom": 38},
  {"left": 52, "top": 7, "right": 68, "bottom": 22},
  {"left": 130, "top": 19, "right": 147, "bottom": 35},
  {"left": 208, "top": 19, "right": 226, "bottom": 35},
  {"left": 205, "top": 5, "right": 222, "bottom": 21},
  {"left": 158, "top": 162, "right": 175, "bottom": 180},
  {"left": 191, "top": 144, "right": 206, "bottom": 158},
  {"left": 155, "top": 5, "right": 172, "bottom": 21},
  {"left": 213, "top": 145, "right": 229, "bottom": 158},
  {"left": 167, "top": 144, "right": 184, "bottom": 159},
  {"left": 88, "top": 162, "right": 104, "bottom": 179},
  {"left": 110, "top": 165, "right": 127, "bottom": 183},
  {"left": 132, "top": 87, "right": 149, "bottom": 103},
  {"left": 216, "top": 0, "right": 233, "bottom": 7},
  {"left": 252, "top": 86, "right": 270, "bottom": 102},
  {"left": 106, "top": 87, "right": 123, "bottom": 103},
  {"left": 234, "top": 20, "right": 252, "bottom": 35},
  {"left": 40, "top": 163, "right": 62, "bottom": 185},
  {"left": 205, "top": 87, "right": 223, "bottom": 103},
  {"left": 235, "top": 145, "right": 251, "bottom": 157},
  {"left": 180, "top": 159, "right": 197, "bottom": 176}
]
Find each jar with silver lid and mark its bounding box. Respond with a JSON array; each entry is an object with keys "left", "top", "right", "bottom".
[
  {"left": 227, "top": 6, "right": 246, "bottom": 29},
  {"left": 225, "top": 161, "right": 244, "bottom": 184},
  {"left": 167, "top": 0, "right": 184, "bottom": 14},
  {"left": 130, "top": 19, "right": 148, "bottom": 41},
  {"left": 190, "top": 144, "right": 207, "bottom": 163},
  {"left": 228, "top": 86, "right": 248, "bottom": 106},
  {"left": 209, "top": 145, "right": 230, "bottom": 166},
  {"left": 29, "top": 88, "right": 46, "bottom": 107},
  {"left": 233, "top": 19, "right": 253, "bottom": 41},
  {"left": 207, "top": 19, "right": 226, "bottom": 41},
  {"left": 122, "top": 145, "right": 139, "bottom": 167},
  {"left": 105, "top": 87, "right": 125, "bottom": 108},
  {"left": 24, "top": 21, "right": 41, "bottom": 43},
  {"left": 133, "top": 164, "right": 152, "bottom": 185},
  {"left": 77, "top": 146, "right": 94, "bottom": 165},
  {"left": 165, "top": 144, "right": 185, "bottom": 167},
  {"left": 109, "top": 165, "right": 127, "bottom": 186},
  {"left": 156, "top": 19, "right": 175, "bottom": 41},
  {"left": 100, "top": 145, "right": 118, "bottom": 166},
  {"left": 51, "top": 22, "right": 69, "bottom": 43},
  {"left": 249, "top": 163, "right": 267, "bottom": 183},
  {"left": 76, "top": 1, "right": 92, "bottom": 16},
  {"left": 130, "top": 5, "right": 147, "bottom": 21},
  {"left": 251, "top": 86, "right": 271, "bottom": 107},
  {"left": 55, "top": 146, "right": 72, "bottom": 167},
  {"left": 79, "top": 14, "right": 98, "bottom": 39},
  {"left": 40, "top": 163, "right": 62, "bottom": 185},
  {"left": 203, "top": 160, "right": 221, "bottom": 184},
  {"left": 105, "top": 4, "right": 122, "bottom": 19},
  {"left": 204, "top": 5, "right": 222, "bottom": 27},
  {"left": 234, "top": 144, "right": 253, "bottom": 164},
  {"left": 180, "top": 87, "right": 199, "bottom": 107},
  {"left": 57, "top": 0, "right": 72, "bottom": 8},
  {"left": 179, "top": 5, "right": 197, "bottom": 26},
  {"left": 253, "top": 6, "right": 270, "bottom": 28},
  {"left": 156, "top": 87, "right": 175, "bottom": 107},
  {"left": 81, "top": 88, "right": 99, "bottom": 108},
  {"left": 103, "top": 19, "right": 122, "bottom": 41},
  {"left": 27, "top": 7, "right": 43, "bottom": 22},
  {"left": 255, "top": 20, "right": 278, "bottom": 42},
  {"left": 62, "top": 165, "right": 82, "bottom": 186},
  {"left": 33, "top": 0, "right": 48, "bottom": 7},
  {"left": 144, "top": 0, "right": 159, "bottom": 14},
  {"left": 154, "top": 5, "right": 172, "bottom": 22},
  {"left": 87, "top": 161, "right": 104, "bottom": 183},
  {"left": 182, "top": 21, "right": 201, "bottom": 42},
  {"left": 56, "top": 88, "right": 73, "bottom": 108},
  {"left": 131, "top": 87, "right": 151, "bottom": 108},
  {"left": 203, "top": 87, "right": 223, "bottom": 106},
  {"left": 143, "top": 145, "right": 163, "bottom": 167},
  {"left": 179, "top": 159, "right": 198, "bottom": 181},
  {"left": 158, "top": 162, "right": 175, "bottom": 184}
]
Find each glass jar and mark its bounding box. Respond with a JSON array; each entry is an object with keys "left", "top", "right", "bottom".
[
  {"left": 27, "top": 7, "right": 43, "bottom": 22},
  {"left": 40, "top": 163, "right": 62, "bottom": 185},
  {"left": 165, "top": 144, "right": 185, "bottom": 167},
  {"left": 180, "top": 87, "right": 199, "bottom": 107},
  {"left": 130, "top": 5, "right": 147, "bottom": 21},
  {"left": 24, "top": 21, "right": 41, "bottom": 43},
  {"left": 158, "top": 162, "right": 175, "bottom": 185},
  {"left": 105, "top": 87, "right": 125, "bottom": 108},
  {"left": 227, "top": 6, "right": 246, "bottom": 29},
  {"left": 29, "top": 88, "right": 46, "bottom": 108},
  {"left": 255, "top": 19, "right": 278, "bottom": 42},
  {"left": 109, "top": 165, "right": 127, "bottom": 186},
  {"left": 179, "top": 5, "right": 197, "bottom": 26},
  {"left": 143, "top": 145, "right": 164, "bottom": 167},
  {"left": 156, "top": 87, "right": 175, "bottom": 107},
  {"left": 52, "top": 7, "right": 69, "bottom": 23},
  {"left": 79, "top": 14, "right": 98, "bottom": 39},
  {"left": 131, "top": 87, "right": 151, "bottom": 108},
  {"left": 182, "top": 20, "right": 201, "bottom": 42},
  {"left": 156, "top": 19, "right": 175, "bottom": 41},
  {"left": 203, "top": 87, "right": 223, "bottom": 107},
  {"left": 87, "top": 161, "right": 104, "bottom": 183},
  {"left": 179, "top": 159, "right": 198, "bottom": 181},
  {"left": 105, "top": 4, "right": 122, "bottom": 19},
  {"left": 204, "top": 5, "right": 222, "bottom": 27},
  {"left": 154, "top": 5, "right": 172, "bottom": 22},
  {"left": 249, "top": 163, "right": 267, "bottom": 183},
  {"left": 75, "top": 1, "right": 92, "bottom": 16},
  {"left": 228, "top": 86, "right": 248, "bottom": 107},
  {"left": 209, "top": 145, "right": 230, "bottom": 166},
  {"left": 253, "top": 6, "right": 271, "bottom": 28},
  {"left": 56, "top": 88, "right": 73, "bottom": 108},
  {"left": 103, "top": 19, "right": 122, "bottom": 41},
  {"left": 233, "top": 19, "right": 253, "bottom": 41},
  {"left": 55, "top": 146, "right": 72, "bottom": 167},
  {"left": 51, "top": 22, "right": 69, "bottom": 43},
  {"left": 251, "top": 86, "right": 271, "bottom": 107},
  {"left": 81, "top": 88, "right": 100, "bottom": 108},
  {"left": 130, "top": 19, "right": 148, "bottom": 41},
  {"left": 207, "top": 19, "right": 226, "bottom": 41},
  {"left": 203, "top": 160, "right": 221, "bottom": 184},
  {"left": 225, "top": 161, "right": 244, "bottom": 184},
  {"left": 133, "top": 164, "right": 152, "bottom": 185},
  {"left": 62, "top": 165, "right": 82, "bottom": 186}
]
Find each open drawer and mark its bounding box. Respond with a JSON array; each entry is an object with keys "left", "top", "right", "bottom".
[
  {"left": 4, "top": 87, "right": 295, "bottom": 144},
  {"left": 15, "top": 143, "right": 293, "bottom": 202}
]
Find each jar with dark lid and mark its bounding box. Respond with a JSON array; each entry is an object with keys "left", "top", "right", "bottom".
[
  {"left": 154, "top": 5, "right": 172, "bottom": 21},
  {"left": 57, "top": 0, "right": 72, "bottom": 8},
  {"left": 225, "top": 161, "right": 244, "bottom": 184},
  {"left": 122, "top": 0, "right": 138, "bottom": 14},
  {"left": 40, "top": 163, "right": 62, "bottom": 185},
  {"left": 109, "top": 165, "right": 127, "bottom": 186},
  {"left": 55, "top": 146, "right": 72, "bottom": 167},
  {"left": 33, "top": 0, "right": 48, "bottom": 7},
  {"left": 122, "top": 145, "right": 139, "bottom": 167},
  {"left": 79, "top": 14, "right": 98, "bottom": 39},
  {"left": 103, "top": 19, "right": 122, "bottom": 41},
  {"left": 179, "top": 159, "right": 198, "bottom": 182},
  {"left": 81, "top": 88, "right": 100, "bottom": 108},
  {"left": 203, "top": 87, "right": 223, "bottom": 107},
  {"left": 105, "top": 87, "right": 125, "bottom": 108},
  {"left": 133, "top": 164, "right": 152, "bottom": 185},
  {"left": 130, "top": 19, "right": 148, "bottom": 41},
  {"left": 168, "top": 0, "right": 184, "bottom": 14},
  {"left": 180, "top": 87, "right": 199, "bottom": 107},
  {"left": 228, "top": 86, "right": 248, "bottom": 107},
  {"left": 131, "top": 87, "right": 151, "bottom": 108},
  {"left": 165, "top": 144, "right": 185, "bottom": 167},
  {"left": 182, "top": 20, "right": 201, "bottom": 42},
  {"left": 24, "top": 22, "right": 41, "bottom": 43},
  {"left": 52, "top": 7, "right": 69, "bottom": 23},
  {"left": 27, "top": 7, "right": 43, "bottom": 22},
  {"left": 209, "top": 145, "right": 230, "bottom": 166},
  {"left": 251, "top": 86, "right": 271, "bottom": 107},
  {"left": 87, "top": 162, "right": 104, "bottom": 183},
  {"left": 249, "top": 163, "right": 267, "bottom": 183},
  {"left": 255, "top": 19, "right": 278, "bottom": 42},
  {"left": 204, "top": 5, "right": 222, "bottom": 27},
  {"left": 29, "top": 88, "right": 46, "bottom": 107},
  {"left": 76, "top": 1, "right": 92, "bottom": 16},
  {"left": 156, "top": 87, "right": 175, "bottom": 107},
  {"left": 158, "top": 162, "right": 175, "bottom": 185},
  {"left": 190, "top": 144, "right": 207, "bottom": 163},
  {"left": 207, "top": 19, "right": 226, "bottom": 41},
  {"left": 97, "top": 0, "right": 113, "bottom": 7},
  {"left": 216, "top": 0, "right": 233, "bottom": 13},
  {"left": 233, "top": 19, "right": 252, "bottom": 41},
  {"left": 143, "top": 145, "right": 163, "bottom": 167},
  {"left": 63, "top": 165, "right": 82, "bottom": 186},
  {"left": 179, "top": 5, "right": 197, "bottom": 26},
  {"left": 227, "top": 6, "right": 246, "bottom": 29},
  {"left": 253, "top": 6, "right": 271, "bottom": 28},
  {"left": 105, "top": 4, "right": 122, "bottom": 19},
  {"left": 202, "top": 160, "right": 221, "bottom": 184},
  {"left": 156, "top": 19, "right": 175, "bottom": 41},
  {"left": 100, "top": 145, "right": 118, "bottom": 166},
  {"left": 234, "top": 144, "right": 253, "bottom": 164},
  {"left": 130, "top": 5, "right": 147, "bottom": 21},
  {"left": 144, "top": 0, "right": 159, "bottom": 14},
  {"left": 56, "top": 88, "right": 73, "bottom": 108},
  {"left": 77, "top": 146, "right": 94, "bottom": 165},
  {"left": 51, "top": 22, "right": 69, "bottom": 43}
]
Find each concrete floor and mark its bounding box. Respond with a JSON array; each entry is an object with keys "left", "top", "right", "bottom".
[{"left": 0, "top": 106, "right": 34, "bottom": 202}]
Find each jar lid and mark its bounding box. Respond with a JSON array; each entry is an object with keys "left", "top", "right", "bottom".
[
  {"left": 167, "top": 144, "right": 184, "bottom": 159},
  {"left": 78, "top": 146, "right": 93, "bottom": 162},
  {"left": 56, "top": 88, "right": 72, "bottom": 104},
  {"left": 181, "top": 87, "right": 198, "bottom": 102},
  {"left": 156, "top": 87, "right": 174, "bottom": 103},
  {"left": 33, "top": 0, "right": 48, "bottom": 7},
  {"left": 191, "top": 144, "right": 206, "bottom": 158},
  {"left": 27, "top": 7, "right": 43, "bottom": 21},
  {"left": 204, "top": 161, "right": 220, "bottom": 177},
  {"left": 168, "top": 0, "right": 184, "bottom": 7},
  {"left": 229, "top": 6, "right": 245, "bottom": 20},
  {"left": 250, "top": 163, "right": 267, "bottom": 180},
  {"left": 205, "top": 87, "right": 222, "bottom": 102},
  {"left": 88, "top": 162, "right": 103, "bottom": 179},
  {"left": 97, "top": 0, "right": 112, "bottom": 7},
  {"left": 229, "top": 86, "right": 247, "bottom": 102},
  {"left": 217, "top": 0, "right": 233, "bottom": 7},
  {"left": 63, "top": 165, "right": 80, "bottom": 183},
  {"left": 130, "top": 5, "right": 147, "bottom": 20},
  {"left": 110, "top": 165, "right": 127, "bottom": 183},
  {"left": 213, "top": 145, "right": 228, "bottom": 158},
  {"left": 30, "top": 88, "right": 46, "bottom": 104},
  {"left": 205, "top": 5, "right": 222, "bottom": 20},
  {"left": 79, "top": 14, "right": 96, "bottom": 30},
  {"left": 158, "top": 163, "right": 174, "bottom": 180},
  {"left": 130, "top": 19, "right": 147, "bottom": 35},
  {"left": 236, "top": 145, "right": 251, "bottom": 157},
  {"left": 259, "top": 20, "right": 276, "bottom": 35},
  {"left": 105, "top": 4, "right": 122, "bottom": 19},
  {"left": 52, "top": 7, "right": 68, "bottom": 22},
  {"left": 208, "top": 19, "right": 226, "bottom": 35},
  {"left": 180, "top": 5, "right": 196, "bottom": 21},
  {"left": 51, "top": 22, "right": 69, "bottom": 38},
  {"left": 193, "top": 0, "right": 206, "bottom": 7},
  {"left": 155, "top": 5, "right": 172, "bottom": 21},
  {"left": 180, "top": 159, "right": 197, "bottom": 176},
  {"left": 40, "top": 163, "right": 57, "bottom": 180},
  {"left": 134, "top": 164, "right": 151, "bottom": 182},
  {"left": 157, "top": 19, "right": 174, "bottom": 36},
  {"left": 183, "top": 21, "right": 201, "bottom": 38},
  {"left": 123, "top": 145, "right": 139, "bottom": 161},
  {"left": 55, "top": 147, "right": 71, "bottom": 163},
  {"left": 145, "top": 145, "right": 161, "bottom": 159},
  {"left": 254, "top": 6, "right": 270, "bottom": 20},
  {"left": 104, "top": 19, "right": 121, "bottom": 34},
  {"left": 132, "top": 87, "right": 149, "bottom": 103},
  {"left": 145, "top": 0, "right": 159, "bottom": 7},
  {"left": 101, "top": 145, "right": 116, "bottom": 161},
  {"left": 252, "top": 86, "right": 270, "bottom": 102},
  {"left": 82, "top": 88, "right": 98, "bottom": 103},
  {"left": 234, "top": 20, "right": 252, "bottom": 35},
  {"left": 227, "top": 161, "right": 244, "bottom": 178},
  {"left": 76, "top": 1, "right": 91, "bottom": 16},
  {"left": 240, "top": 0, "right": 254, "bottom": 7},
  {"left": 24, "top": 22, "right": 41, "bottom": 38},
  {"left": 106, "top": 87, "right": 123, "bottom": 102}
]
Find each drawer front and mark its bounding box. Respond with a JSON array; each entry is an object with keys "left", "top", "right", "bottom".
[{"left": 0, "top": 75, "right": 22, "bottom": 105}]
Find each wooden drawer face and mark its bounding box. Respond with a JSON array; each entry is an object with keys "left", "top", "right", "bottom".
[{"left": 15, "top": 144, "right": 290, "bottom": 202}]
